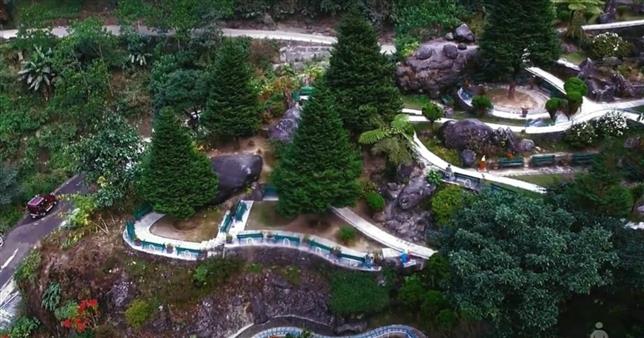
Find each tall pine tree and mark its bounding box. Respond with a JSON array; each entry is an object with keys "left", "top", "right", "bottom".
[
  {"left": 140, "top": 107, "right": 218, "bottom": 218},
  {"left": 202, "top": 38, "right": 260, "bottom": 140},
  {"left": 325, "top": 12, "right": 402, "bottom": 134},
  {"left": 479, "top": 0, "right": 560, "bottom": 96},
  {"left": 272, "top": 85, "right": 362, "bottom": 217}
]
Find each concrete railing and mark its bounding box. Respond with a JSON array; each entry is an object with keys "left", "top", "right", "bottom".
[{"left": 251, "top": 325, "right": 426, "bottom": 338}]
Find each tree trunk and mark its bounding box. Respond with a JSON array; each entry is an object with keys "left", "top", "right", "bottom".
[{"left": 508, "top": 80, "right": 516, "bottom": 99}]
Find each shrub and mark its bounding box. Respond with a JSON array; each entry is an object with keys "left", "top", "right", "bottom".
[
  {"left": 564, "top": 122, "right": 598, "bottom": 148},
  {"left": 14, "top": 250, "right": 41, "bottom": 285},
  {"left": 125, "top": 299, "right": 154, "bottom": 329},
  {"left": 337, "top": 226, "right": 357, "bottom": 245},
  {"left": 395, "top": 35, "right": 420, "bottom": 59},
  {"left": 329, "top": 272, "right": 390, "bottom": 316},
  {"left": 426, "top": 169, "right": 443, "bottom": 186},
  {"left": 365, "top": 191, "right": 386, "bottom": 212},
  {"left": 41, "top": 282, "right": 62, "bottom": 312},
  {"left": 593, "top": 111, "right": 628, "bottom": 138},
  {"left": 471, "top": 95, "right": 492, "bottom": 116},
  {"left": 431, "top": 185, "right": 471, "bottom": 227},
  {"left": 422, "top": 102, "right": 443, "bottom": 125},
  {"left": 8, "top": 316, "right": 40, "bottom": 338},
  {"left": 545, "top": 97, "right": 564, "bottom": 119},
  {"left": 192, "top": 258, "right": 241, "bottom": 287},
  {"left": 393, "top": 0, "right": 463, "bottom": 41},
  {"left": 591, "top": 32, "right": 631, "bottom": 59},
  {"left": 436, "top": 308, "right": 458, "bottom": 330}
]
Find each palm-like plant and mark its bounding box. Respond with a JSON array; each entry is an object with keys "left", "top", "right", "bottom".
[
  {"left": 359, "top": 113, "right": 416, "bottom": 165},
  {"left": 18, "top": 46, "right": 55, "bottom": 98},
  {"left": 552, "top": 0, "right": 605, "bottom": 41}
]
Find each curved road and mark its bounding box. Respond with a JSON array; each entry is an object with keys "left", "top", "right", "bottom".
[{"left": 0, "top": 175, "right": 86, "bottom": 327}]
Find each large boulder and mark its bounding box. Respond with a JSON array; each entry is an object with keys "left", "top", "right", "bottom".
[
  {"left": 269, "top": 105, "right": 302, "bottom": 143},
  {"left": 454, "top": 23, "right": 475, "bottom": 43},
  {"left": 439, "top": 119, "right": 494, "bottom": 152},
  {"left": 460, "top": 149, "right": 477, "bottom": 168},
  {"left": 212, "top": 154, "right": 263, "bottom": 203},
  {"left": 516, "top": 139, "right": 536, "bottom": 153},
  {"left": 397, "top": 174, "right": 435, "bottom": 210},
  {"left": 396, "top": 40, "right": 478, "bottom": 98}
]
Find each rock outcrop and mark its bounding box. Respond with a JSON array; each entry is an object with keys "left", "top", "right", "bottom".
[
  {"left": 212, "top": 154, "right": 263, "bottom": 203},
  {"left": 396, "top": 40, "right": 478, "bottom": 98},
  {"left": 269, "top": 105, "right": 302, "bottom": 143},
  {"left": 439, "top": 119, "right": 532, "bottom": 154},
  {"left": 579, "top": 58, "right": 644, "bottom": 101}
]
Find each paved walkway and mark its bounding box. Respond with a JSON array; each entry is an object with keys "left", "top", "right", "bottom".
[
  {"left": 582, "top": 18, "right": 644, "bottom": 31},
  {"left": 331, "top": 208, "right": 435, "bottom": 260},
  {"left": 411, "top": 133, "right": 547, "bottom": 194}
]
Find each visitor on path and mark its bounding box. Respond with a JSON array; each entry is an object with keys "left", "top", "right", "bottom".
[{"left": 446, "top": 164, "right": 455, "bottom": 181}]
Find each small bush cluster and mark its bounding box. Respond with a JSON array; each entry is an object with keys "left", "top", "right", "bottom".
[
  {"left": 591, "top": 32, "right": 631, "bottom": 59},
  {"left": 426, "top": 169, "right": 444, "bottom": 186},
  {"left": 471, "top": 95, "right": 492, "bottom": 116},
  {"left": 125, "top": 299, "right": 154, "bottom": 329},
  {"left": 337, "top": 225, "right": 358, "bottom": 245},
  {"left": 6, "top": 316, "right": 40, "bottom": 338},
  {"left": 14, "top": 250, "right": 41, "bottom": 286},
  {"left": 329, "top": 272, "right": 390, "bottom": 316},
  {"left": 365, "top": 191, "right": 386, "bottom": 212},
  {"left": 431, "top": 185, "right": 472, "bottom": 227},
  {"left": 564, "top": 112, "right": 629, "bottom": 148},
  {"left": 192, "top": 258, "right": 241, "bottom": 287}
]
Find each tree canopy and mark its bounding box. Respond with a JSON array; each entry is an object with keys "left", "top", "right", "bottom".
[
  {"left": 139, "top": 107, "right": 218, "bottom": 218},
  {"left": 325, "top": 12, "right": 402, "bottom": 133},
  {"left": 202, "top": 39, "right": 260, "bottom": 140},
  {"left": 272, "top": 84, "right": 361, "bottom": 217},
  {"left": 479, "top": 0, "right": 560, "bottom": 80},
  {"left": 445, "top": 191, "right": 617, "bottom": 337}
]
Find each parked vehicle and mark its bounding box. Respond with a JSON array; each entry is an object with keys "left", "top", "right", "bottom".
[{"left": 26, "top": 194, "right": 57, "bottom": 219}]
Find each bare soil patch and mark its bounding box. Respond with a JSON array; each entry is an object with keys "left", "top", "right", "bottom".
[
  {"left": 150, "top": 207, "right": 223, "bottom": 242},
  {"left": 487, "top": 87, "right": 539, "bottom": 110}
]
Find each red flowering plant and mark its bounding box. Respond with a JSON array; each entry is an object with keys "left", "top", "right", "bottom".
[{"left": 57, "top": 298, "right": 99, "bottom": 334}]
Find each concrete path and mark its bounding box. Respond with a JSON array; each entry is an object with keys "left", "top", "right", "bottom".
[
  {"left": 250, "top": 325, "right": 426, "bottom": 338},
  {"left": 411, "top": 133, "right": 547, "bottom": 194},
  {"left": 582, "top": 18, "right": 644, "bottom": 31},
  {"left": 331, "top": 207, "right": 435, "bottom": 260}
]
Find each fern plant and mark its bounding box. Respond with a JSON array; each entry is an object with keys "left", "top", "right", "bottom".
[
  {"left": 41, "top": 282, "right": 62, "bottom": 312},
  {"left": 359, "top": 114, "right": 416, "bottom": 165},
  {"left": 18, "top": 46, "right": 55, "bottom": 98}
]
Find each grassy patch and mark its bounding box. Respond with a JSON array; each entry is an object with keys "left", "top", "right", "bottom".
[
  {"left": 16, "top": 0, "right": 84, "bottom": 26},
  {"left": 421, "top": 137, "right": 462, "bottom": 166},
  {"left": 512, "top": 173, "right": 575, "bottom": 187},
  {"left": 561, "top": 51, "right": 587, "bottom": 65},
  {"left": 279, "top": 265, "right": 301, "bottom": 286},
  {"left": 246, "top": 202, "right": 293, "bottom": 228},
  {"left": 402, "top": 94, "right": 431, "bottom": 110}
]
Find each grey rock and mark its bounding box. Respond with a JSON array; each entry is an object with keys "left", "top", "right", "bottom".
[
  {"left": 269, "top": 105, "right": 302, "bottom": 143},
  {"left": 445, "top": 32, "right": 454, "bottom": 41},
  {"left": 212, "top": 154, "right": 263, "bottom": 203},
  {"left": 457, "top": 43, "right": 467, "bottom": 50},
  {"left": 262, "top": 13, "right": 276, "bottom": 27},
  {"left": 454, "top": 23, "right": 475, "bottom": 42},
  {"left": 638, "top": 204, "right": 644, "bottom": 216},
  {"left": 397, "top": 174, "right": 436, "bottom": 210},
  {"left": 603, "top": 56, "right": 622, "bottom": 67},
  {"left": 460, "top": 149, "right": 477, "bottom": 168},
  {"left": 443, "top": 44, "right": 459, "bottom": 59},
  {"left": 439, "top": 119, "right": 494, "bottom": 151},
  {"left": 108, "top": 278, "right": 134, "bottom": 311},
  {"left": 416, "top": 45, "right": 434, "bottom": 60},
  {"left": 624, "top": 136, "right": 641, "bottom": 149},
  {"left": 516, "top": 139, "right": 536, "bottom": 153}
]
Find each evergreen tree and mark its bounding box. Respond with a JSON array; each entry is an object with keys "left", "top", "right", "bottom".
[
  {"left": 272, "top": 85, "right": 362, "bottom": 217},
  {"left": 479, "top": 0, "right": 560, "bottom": 96},
  {"left": 140, "top": 107, "right": 218, "bottom": 218},
  {"left": 202, "top": 39, "right": 260, "bottom": 141},
  {"left": 325, "top": 12, "right": 402, "bottom": 134}
]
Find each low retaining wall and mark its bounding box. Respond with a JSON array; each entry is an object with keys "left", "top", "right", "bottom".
[{"left": 250, "top": 325, "right": 427, "bottom": 338}]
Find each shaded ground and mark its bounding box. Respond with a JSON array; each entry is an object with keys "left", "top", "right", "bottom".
[
  {"left": 149, "top": 207, "right": 223, "bottom": 242},
  {"left": 512, "top": 173, "right": 576, "bottom": 186},
  {"left": 246, "top": 202, "right": 383, "bottom": 252},
  {"left": 487, "top": 87, "right": 539, "bottom": 110}
]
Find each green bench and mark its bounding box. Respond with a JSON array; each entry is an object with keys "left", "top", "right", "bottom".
[
  {"left": 530, "top": 155, "right": 556, "bottom": 167},
  {"left": 340, "top": 252, "right": 366, "bottom": 263},
  {"left": 219, "top": 214, "right": 233, "bottom": 233},
  {"left": 273, "top": 234, "right": 300, "bottom": 245},
  {"left": 571, "top": 153, "right": 596, "bottom": 166},
  {"left": 497, "top": 157, "right": 524, "bottom": 169},
  {"left": 308, "top": 240, "right": 333, "bottom": 253},
  {"left": 237, "top": 232, "right": 264, "bottom": 240}
]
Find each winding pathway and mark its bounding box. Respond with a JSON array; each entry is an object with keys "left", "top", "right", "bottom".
[
  {"left": 582, "top": 18, "right": 644, "bottom": 31},
  {"left": 250, "top": 325, "right": 426, "bottom": 338}
]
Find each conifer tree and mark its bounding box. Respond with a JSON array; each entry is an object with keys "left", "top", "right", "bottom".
[
  {"left": 272, "top": 85, "right": 362, "bottom": 217},
  {"left": 202, "top": 38, "right": 260, "bottom": 140},
  {"left": 479, "top": 0, "right": 560, "bottom": 96},
  {"left": 325, "top": 12, "right": 402, "bottom": 134},
  {"left": 140, "top": 107, "right": 218, "bottom": 218}
]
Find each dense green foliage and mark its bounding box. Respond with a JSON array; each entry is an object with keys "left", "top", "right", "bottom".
[
  {"left": 153, "top": 69, "right": 208, "bottom": 114},
  {"left": 139, "top": 108, "right": 218, "bottom": 218},
  {"left": 365, "top": 191, "right": 386, "bottom": 212},
  {"left": 470, "top": 95, "right": 492, "bottom": 116},
  {"left": 480, "top": 0, "right": 560, "bottom": 80},
  {"left": 445, "top": 191, "right": 617, "bottom": 337},
  {"left": 359, "top": 114, "right": 415, "bottom": 165},
  {"left": 430, "top": 185, "right": 472, "bottom": 227},
  {"left": 326, "top": 12, "right": 402, "bottom": 133},
  {"left": 329, "top": 272, "right": 389, "bottom": 315},
  {"left": 41, "top": 282, "right": 62, "bottom": 312},
  {"left": 70, "top": 114, "right": 142, "bottom": 208},
  {"left": 337, "top": 225, "right": 358, "bottom": 244},
  {"left": 421, "top": 102, "right": 443, "bottom": 125},
  {"left": 545, "top": 97, "right": 565, "bottom": 119},
  {"left": 202, "top": 39, "right": 260, "bottom": 140},
  {"left": 0, "top": 163, "right": 20, "bottom": 207},
  {"left": 15, "top": 250, "right": 42, "bottom": 286},
  {"left": 272, "top": 86, "right": 361, "bottom": 217},
  {"left": 125, "top": 298, "right": 154, "bottom": 329},
  {"left": 7, "top": 316, "right": 40, "bottom": 338},
  {"left": 563, "top": 77, "right": 588, "bottom": 116},
  {"left": 192, "top": 258, "right": 242, "bottom": 287}
]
